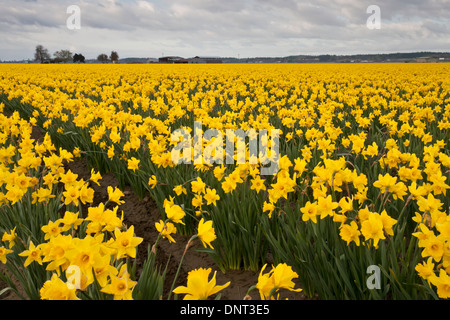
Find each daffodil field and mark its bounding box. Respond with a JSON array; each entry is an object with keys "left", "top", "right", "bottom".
[{"left": 0, "top": 62, "right": 449, "bottom": 300}]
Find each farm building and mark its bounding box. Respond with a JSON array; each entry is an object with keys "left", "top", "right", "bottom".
[
  {"left": 158, "top": 56, "right": 223, "bottom": 64},
  {"left": 190, "top": 56, "right": 223, "bottom": 63},
  {"left": 158, "top": 56, "right": 184, "bottom": 63},
  {"left": 416, "top": 56, "right": 438, "bottom": 63}
]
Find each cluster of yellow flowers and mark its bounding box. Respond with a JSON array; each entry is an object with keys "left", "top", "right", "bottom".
[
  {"left": 0, "top": 108, "right": 145, "bottom": 300},
  {"left": 411, "top": 144, "right": 450, "bottom": 298},
  {"left": 37, "top": 221, "right": 142, "bottom": 300}
]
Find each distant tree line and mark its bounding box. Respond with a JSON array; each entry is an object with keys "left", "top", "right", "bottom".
[
  {"left": 33, "top": 45, "right": 119, "bottom": 64},
  {"left": 34, "top": 45, "right": 84, "bottom": 64},
  {"left": 97, "top": 51, "right": 119, "bottom": 63}
]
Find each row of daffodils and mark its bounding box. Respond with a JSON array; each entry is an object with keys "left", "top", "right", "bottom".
[{"left": 0, "top": 62, "right": 449, "bottom": 300}]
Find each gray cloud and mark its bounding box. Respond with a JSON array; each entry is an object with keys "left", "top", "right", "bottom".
[{"left": 0, "top": 0, "right": 449, "bottom": 60}]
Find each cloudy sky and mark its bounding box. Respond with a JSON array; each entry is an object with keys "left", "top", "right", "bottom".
[{"left": 1, "top": 0, "right": 449, "bottom": 61}]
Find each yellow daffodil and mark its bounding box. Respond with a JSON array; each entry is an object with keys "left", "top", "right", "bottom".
[
  {"left": 256, "top": 263, "right": 302, "bottom": 300},
  {"left": 148, "top": 175, "right": 158, "bottom": 189},
  {"left": 19, "top": 241, "right": 43, "bottom": 267},
  {"left": 0, "top": 246, "right": 13, "bottom": 264},
  {"left": 250, "top": 175, "right": 266, "bottom": 193},
  {"left": 89, "top": 169, "right": 102, "bottom": 186},
  {"left": 317, "top": 195, "right": 339, "bottom": 219},
  {"left": 107, "top": 186, "right": 125, "bottom": 205},
  {"left": 111, "top": 225, "right": 143, "bottom": 259},
  {"left": 155, "top": 220, "right": 177, "bottom": 243},
  {"left": 197, "top": 218, "right": 217, "bottom": 249},
  {"left": 165, "top": 204, "right": 186, "bottom": 225},
  {"left": 300, "top": 201, "right": 319, "bottom": 223},
  {"left": 191, "top": 177, "right": 206, "bottom": 194},
  {"left": 101, "top": 265, "right": 136, "bottom": 300},
  {"left": 361, "top": 212, "right": 385, "bottom": 248},
  {"left": 173, "top": 184, "right": 187, "bottom": 196},
  {"left": 58, "top": 211, "right": 84, "bottom": 232},
  {"left": 2, "top": 227, "right": 17, "bottom": 249},
  {"left": 127, "top": 157, "right": 140, "bottom": 172},
  {"left": 430, "top": 269, "right": 450, "bottom": 299},
  {"left": 41, "top": 220, "right": 63, "bottom": 240},
  {"left": 40, "top": 274, "right": 80, "bottom": 300},
  {"left": 204, "top": 188, "right": 220, "bottom": 206},
  {"left": 173, "top": 267, "right": 230, "bottom": 300}
]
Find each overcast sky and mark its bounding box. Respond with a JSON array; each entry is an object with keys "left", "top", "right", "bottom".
[{"left": 1, "top": 0, "right": 449, "bottom": 61}]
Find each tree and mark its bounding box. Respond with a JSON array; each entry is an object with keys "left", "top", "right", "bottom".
[
  {"left": 54, "top": 49, "right": 73, "bottom": 63},
  {"left": 110, "top": 51, "right": 119, "bottom": 63},
  {"left": 73, "top": 53, "right": 85, "bottom": 63},
  {"left": 97, "top": 53, "right": 109, "bottom": 63},
  {"left": 34, "top": 45, "right": 51, "bottom": 64}
]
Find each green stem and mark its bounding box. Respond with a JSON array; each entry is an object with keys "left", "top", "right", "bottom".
[{"left": 167, "top": 235, "right": 197, "bottom": 300}]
